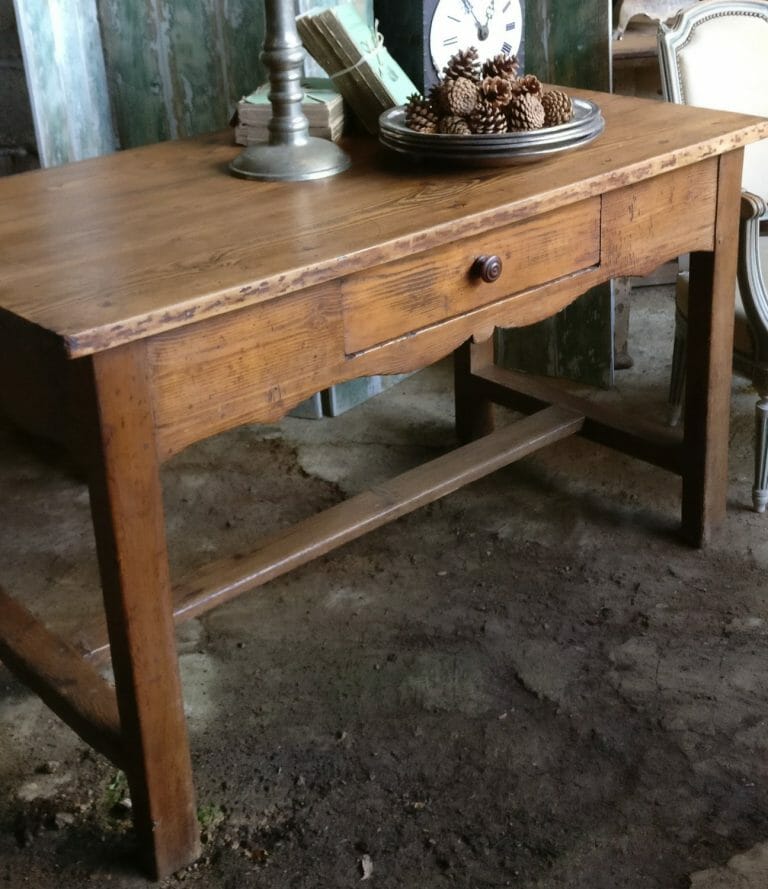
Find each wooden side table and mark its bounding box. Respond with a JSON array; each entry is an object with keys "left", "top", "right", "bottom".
[{"left": 1, "top": 89, "right": 766, "bottom": 878}]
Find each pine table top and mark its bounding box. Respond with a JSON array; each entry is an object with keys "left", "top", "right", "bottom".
[{"left": 1, "top": 88, "right": 767, "bottom": 358}]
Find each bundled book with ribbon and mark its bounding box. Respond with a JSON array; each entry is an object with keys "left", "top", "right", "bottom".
[{"left": 296, "top": 3, "right": 417, "bottom": 134}]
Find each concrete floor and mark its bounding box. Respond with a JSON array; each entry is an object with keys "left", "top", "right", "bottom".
[{"left": 1, "top": 284, "right": 767, "bottom": 888}]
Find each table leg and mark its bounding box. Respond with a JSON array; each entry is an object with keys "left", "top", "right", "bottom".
[
  {"left": 681, "top": 150, "right": 743, "bottom": 546},
  {"left": 454, "top": 336, "right": 495, "bottom": 443},
  {"left": 82, "top": 341, "right": 200, "bottom": 879}
]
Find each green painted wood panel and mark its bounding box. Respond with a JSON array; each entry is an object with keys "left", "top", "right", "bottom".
[
  {"left": 12, "top": 0, "right": 115, "bottom": 166},
  {"left": 525, "top": 0, "right": 610, "bottom": 90},
  {"left": 97, "top": 0, "right": 266, "bottom": 147}
]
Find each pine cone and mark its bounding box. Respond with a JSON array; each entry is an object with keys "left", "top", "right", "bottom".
[
  {"left": 511, "top": 74, "right": 543, "bottom": 98},
  {"left": 443, "top": 77, "right": 480, "bottom": 116},
  {"left": 541, "top": 90, "right": 573, "bottom": 126},
  {"left": 507, "top": 93, "right": 545, "bottom": 131},
  {"left": 438, "top": 115, "right": 472, "bottom": 135},
  {"left": 405, "top": 94, "right": 438, "bottom": 133},
  {"left": 480, "top": 75, "right": 514, "bottom": 109},
  {"left": 481, "top": 53, "right": 519, "bottom": 82},
  {"left": 469, "top": 100, "right": 508, "bottom": 134},
  {"left": 442, "top": 47, "right": 481, "bottom": 83}
]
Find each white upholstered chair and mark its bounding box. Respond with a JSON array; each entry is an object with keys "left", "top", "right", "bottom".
[{"left": 658, "top": 0, "right": 768, "bottom": 512}]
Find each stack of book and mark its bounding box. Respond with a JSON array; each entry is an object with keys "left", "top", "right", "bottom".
[
  {"left": 296, "top": 3, "right": 416, "bottom": 134},
  {"left": 233, "top": 79, "right": 345, "bottom": 145}
]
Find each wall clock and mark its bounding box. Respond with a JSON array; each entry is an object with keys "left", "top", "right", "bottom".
[
  {"left": 374, "top": 0, "right": 525, "bottom": 93},
  {"left": 429, "top": 0, "right": 524, "bottom": 82}
]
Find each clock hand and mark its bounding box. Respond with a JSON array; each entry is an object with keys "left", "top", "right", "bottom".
[
  {"left": 484, "top": 0, "right": 496, "bottom": 28},
  {"left": 460, "top": 0, "right": 485, "bottom": 34},
  {"left": 461, "top": 0, "right": 493, "bottom": 42}
]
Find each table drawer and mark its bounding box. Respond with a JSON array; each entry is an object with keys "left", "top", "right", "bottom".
[{"left": 341, "top": 197, "right": 601, "bottom": 355}]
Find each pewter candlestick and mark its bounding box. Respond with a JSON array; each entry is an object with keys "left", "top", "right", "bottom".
[{"left": 229, "top": 0, "right": 350, "bottom": 181}]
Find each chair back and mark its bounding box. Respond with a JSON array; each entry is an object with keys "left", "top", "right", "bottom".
[{"left": 658, "top": 0, "right": 768, "bottom": 199}]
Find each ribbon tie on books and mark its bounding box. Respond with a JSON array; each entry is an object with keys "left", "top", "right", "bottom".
[{"left": 329, "top": 19, "right": 385, "bottom": 80}]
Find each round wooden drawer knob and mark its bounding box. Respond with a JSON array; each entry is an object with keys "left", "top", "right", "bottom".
[{"left": 471, "top": 254, "right": 503, "bottom": 283}]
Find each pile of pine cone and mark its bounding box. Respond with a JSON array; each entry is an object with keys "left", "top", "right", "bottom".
[{"left": 405, "top": 48, "right": 573, "bottom": 135}]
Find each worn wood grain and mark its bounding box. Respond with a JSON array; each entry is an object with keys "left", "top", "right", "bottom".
[
  {"left": 1, "top": 92, "right": 766, "bottom": 358},
  {"left": 82, "top": 342, "right": 200, "bottom": 879},
  {"left": 682, "top": 149, "right": 744, "bottom": 546},
  {"left": 147, "top": 263, "right": 606, "bottom": 458},
  {"left": 341, "top": 198, "right": 600, "bottom": 354},
  {"left": 136, "top": 145, "right": 747, "bottom": 461},
  {"left": 601, "top": 159, "right": 718, "bottom": 277}
]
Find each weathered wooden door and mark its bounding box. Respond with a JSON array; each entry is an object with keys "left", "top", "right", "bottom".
[
  {"left": 12, "top": 0, "right": 115, "bottom": 166},
  {"left": 95, "top": 0, "right": 268, "bottom": 148}
]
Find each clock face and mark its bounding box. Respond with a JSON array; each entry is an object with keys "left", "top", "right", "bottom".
[{"left": 429, "top": 0, "right": 523, "bottom": 79}]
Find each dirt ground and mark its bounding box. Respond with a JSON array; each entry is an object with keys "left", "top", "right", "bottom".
[{"left": 1, "top": 285, "right": 768, "bottom": 888}]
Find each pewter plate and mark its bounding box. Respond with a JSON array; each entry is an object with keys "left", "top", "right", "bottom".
[{"left": 378, "top": 98, "right": 605, "bottom": 166}]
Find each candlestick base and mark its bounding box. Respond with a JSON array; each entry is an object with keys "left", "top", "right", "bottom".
[{"left": 229, "top": 137, "right": 350, "bottom": 181}]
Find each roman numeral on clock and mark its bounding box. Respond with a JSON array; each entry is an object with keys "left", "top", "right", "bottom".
[
  {"left": 501, "top": 40, "right": 512, "bottom": 54},
  {"left": 443, "top": 36, "right": 459, "bottom": 46}
]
